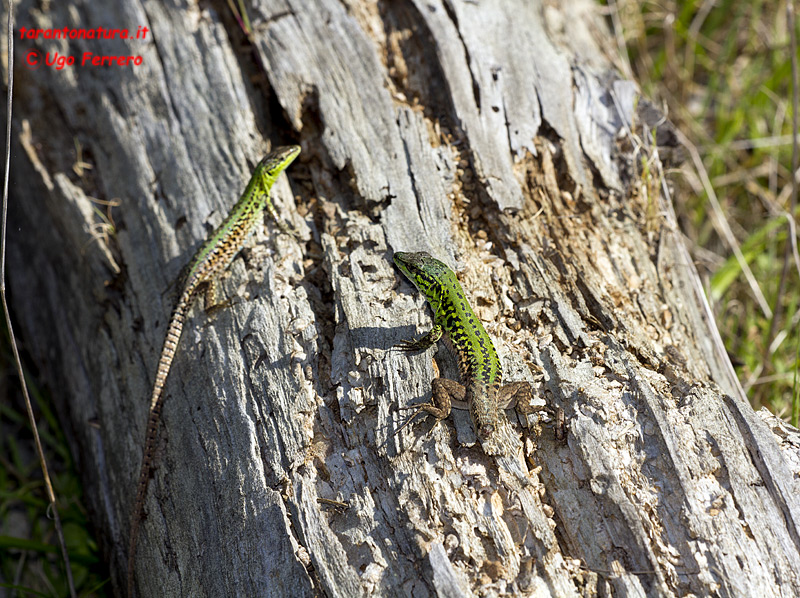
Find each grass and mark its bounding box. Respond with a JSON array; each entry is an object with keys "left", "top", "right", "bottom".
[
  {"left": 609, "top": 0, "right": 799, "bottom": 421},
  {"left": 0, "top": 334, "right": 110, "bottom": 596}
]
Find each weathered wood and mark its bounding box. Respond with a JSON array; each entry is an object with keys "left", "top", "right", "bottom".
[{"left": 7, "top": 0, "right": 800, "bottom": 596}]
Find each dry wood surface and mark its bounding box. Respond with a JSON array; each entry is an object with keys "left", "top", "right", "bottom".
[{"left": 7, "top": 0, "right": 800, "bottom": 596}]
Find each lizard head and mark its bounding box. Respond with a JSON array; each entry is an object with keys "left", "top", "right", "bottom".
[
  {"left": 393, "top": 252, "right": 453, "bottom": 299},
  {"left": 257, "top": 145, "right": 301, "bottom": 191}
]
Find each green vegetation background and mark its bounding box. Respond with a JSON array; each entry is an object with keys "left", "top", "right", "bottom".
[
  {"left": 1, "top": 1, "right": 797, "bottom": 595},
  {"left": 614, "top": 0, "right": 798, "bottom": 420}
]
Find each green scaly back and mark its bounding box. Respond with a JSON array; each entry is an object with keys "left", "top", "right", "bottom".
[
  {"left": 393, "top": 251, "right": 503, "bottom": 387},
  {"left": 180, "top": 145, "right": 301, "bottom": 295}
]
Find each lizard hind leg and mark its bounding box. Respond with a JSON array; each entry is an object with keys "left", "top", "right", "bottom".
[
  {"left": 431, "top": 377, "right": 465, "bottom": 414},
  {"left": 498, "top": 381, "right": 535, "bottom": 412},
  {"left": 393, "top": 377, "right": 463, "bottom": 438},
  {"left": 202, "top": 279, "right": 234, "bottom": 315},
  {"left": 498, "top": 381, "right": 550, "bottom": 430}
]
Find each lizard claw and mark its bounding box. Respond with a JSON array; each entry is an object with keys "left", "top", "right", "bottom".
[
  {"left": 391, "top": 404, "right": 427, "bottom": 438},
  {"left": 393, "top": 341, "right": 414, "bottom": 352},
  {"left": 275, "top": 221, "right": 298, "bottom": 238},
  {"left": 392, "top": 338, "right": 426, "bottom": 352},
  {"left": 397, "top": 401, "right": 434, "bottom": 411}
]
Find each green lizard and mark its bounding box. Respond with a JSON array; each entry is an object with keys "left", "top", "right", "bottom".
[
  {"left": 393, "top": 251, "right": 537, "bottom": 441},
  {"left": 127, "top": 145, "right": 300, "bottom": 598}
]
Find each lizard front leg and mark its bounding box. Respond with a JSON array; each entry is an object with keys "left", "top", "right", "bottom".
[
  {"left": 394, "top": 324, "right": 443, "bottom": 352},
  {"left": 264, "top": 190, "right": 297, "bottom": 237}
]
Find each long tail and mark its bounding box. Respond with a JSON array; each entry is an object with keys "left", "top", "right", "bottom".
[{"left": 127, "top": 295, "right": 192, "bottom": 597}]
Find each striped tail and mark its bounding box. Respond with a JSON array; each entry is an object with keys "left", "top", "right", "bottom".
[{"left": 127, "top": 294, "right": 192, "bottom": 597}]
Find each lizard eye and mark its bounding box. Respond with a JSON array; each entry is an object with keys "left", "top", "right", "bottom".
[{"left": 478, "top": 424, "right": 494, "bottom": 439}]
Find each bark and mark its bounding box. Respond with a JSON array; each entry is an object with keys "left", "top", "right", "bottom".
[{"left": 8, "top": 0, "right": 800, "bottom": 597}]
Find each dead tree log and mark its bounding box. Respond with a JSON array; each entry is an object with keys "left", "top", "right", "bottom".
[{"left": 8, "top": 0, "right": 800, "bottom": 596}]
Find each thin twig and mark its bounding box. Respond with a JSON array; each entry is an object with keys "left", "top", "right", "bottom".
[
  {"left": 605, "top": 0, "right": 634, "bottom": 80},
  {"left": 704, "top": 133, "right": 795, "bottom": 152},
  {"left": 683, "top": 0, "right": 716, "bottom": 90},
  {"left": 676, "top": 129, "right": 773, "bottom": 319},
  {"left": 764, "top": 1, "right": 799, "bottom": 376},
  {"left": 787, "top": 1, "right": 799, "bottom": 427},
  {"left": 0, "top": 2, "right": 76, "bottom": 596}
]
